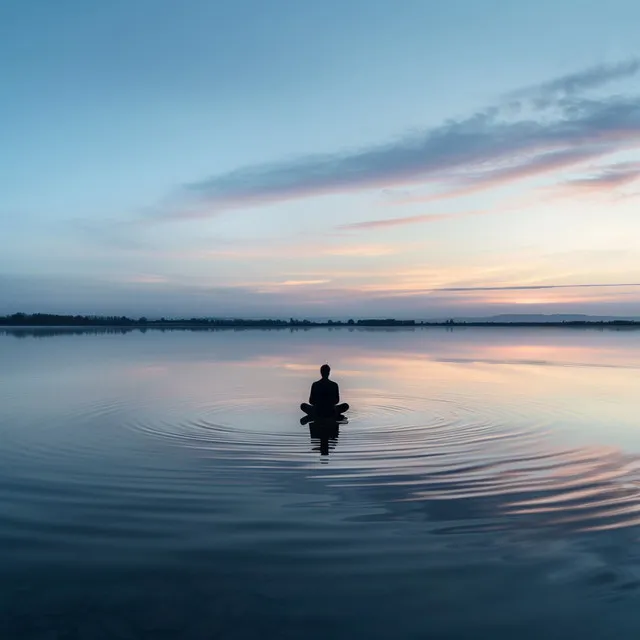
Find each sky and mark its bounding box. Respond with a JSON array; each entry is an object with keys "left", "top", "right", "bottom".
[{"left": 2, "top": 0, "right": 640, "bottom": 319}]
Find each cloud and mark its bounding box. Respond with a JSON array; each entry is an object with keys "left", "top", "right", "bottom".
[
  {"left": 155, "top": 60, "right": 640, "bottom": 220},
  {"left": 142, "top": 240, "right": 403, "bottom": 261},
  {"left": 338, "top": 210, "right": 486, "bottom": 231},
  {"left": 510, "top": 58, "right": 640, "bottom": 104},
  {"left": 3, "top": 274, "right": 640, "bottom": 319},
  {"left": 279, "top": 279, "right": 330, "bottom": 286},
  {"left": 337, "top": 188, "right": 552, "bottom": 231},
  {"left": 339, "top": 282, "right": 640, "bottom": 301},
  {"left": 384, "top": 146, "right": 610, "bottom": 206},
  {"left": 436, "top": 282, "right": 640, "bottom": 293},
  {"left": 323, "top": 244, "right": 398, "bottom": 256},
  {"left": 564, "top": 161, "right": 640, "bottom": 191}
]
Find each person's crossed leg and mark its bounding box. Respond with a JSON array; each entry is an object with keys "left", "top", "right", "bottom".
[{"left": 300, "top": 402, "right": 350, "bottom": 419}]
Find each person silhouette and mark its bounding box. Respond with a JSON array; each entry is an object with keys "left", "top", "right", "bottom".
[{"left": 300, "top": 364, "right": 349, "bottom": 420}]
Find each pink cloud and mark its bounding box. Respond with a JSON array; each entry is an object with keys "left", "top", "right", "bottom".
[
  {"left": 384, "top": 146, "right": 612, "bottom": 206},
  {"left": 338, "top": 209, "right": 488, "bottom": 231}
]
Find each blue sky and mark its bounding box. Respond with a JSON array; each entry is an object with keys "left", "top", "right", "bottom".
[{"left": 2, "top": 0, "right": 640, "bottom": 318}]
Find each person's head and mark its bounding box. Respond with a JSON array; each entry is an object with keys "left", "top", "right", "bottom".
[{"left": 320, "top": 364, "right": 331, "bottom": 379}]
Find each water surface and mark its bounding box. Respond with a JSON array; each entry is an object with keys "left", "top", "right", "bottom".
[{"left": 2, "top": 327, "right": 640, "bottom": 638}]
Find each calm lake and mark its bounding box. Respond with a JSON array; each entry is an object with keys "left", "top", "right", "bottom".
[{"left": 1, "top": 326, "right": 640, "bottom": 639}]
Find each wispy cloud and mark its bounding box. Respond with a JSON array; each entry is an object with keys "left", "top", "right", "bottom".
[
  {"left": 436, "top": 282, "right": 640, "bottom": 293},
  {"left": 383, "top": 146, "right": 610, "bottom": 206},
  {"left": 4, "top": 273, "right": 640, "bottom": 318},
  {"left": 564, "top": 161, "right": 640, "bottom": 191},
  {"left": 155, "top": 59, "right": 640, "bottom": 220},
  {"left": 337, "top": 189, "right": 548, "bottom": 230},
  {"left": 338, "top": 210, "right": 486, "bottom": 231},
  {"left": 323, "top": 244, "right": 399, "bottom": 256},
  {"left": 339, "top": 282, "right": 640, "bottom": 301},
  {"left": 510, "top": 58, "right": 640, "bottom": 104},
  {"left": 137, "top": 240, "right": 404, "bottom": 261},
  {"left": 279, "top": 279, "right": 330, "bottom": 286}
]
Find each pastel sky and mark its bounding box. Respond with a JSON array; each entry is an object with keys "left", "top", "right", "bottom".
[{"left": 2, "top": 0, "right": 640, "bottom": 319}]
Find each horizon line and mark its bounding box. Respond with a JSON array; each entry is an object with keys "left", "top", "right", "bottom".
[{"left": 2, "top": 311, "right": 640, "bottom": 323}]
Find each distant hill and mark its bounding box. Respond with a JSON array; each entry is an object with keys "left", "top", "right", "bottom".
[{"left": 431, "top": 314, "right": 640, "bottom": 323}]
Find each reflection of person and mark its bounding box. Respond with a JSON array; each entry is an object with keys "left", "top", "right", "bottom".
[
  {"left": 301, "top": 364, "right": 349, "bottom": 419},
  {"left": 309, "top": 422, "right": 340, "bottom": 456}
]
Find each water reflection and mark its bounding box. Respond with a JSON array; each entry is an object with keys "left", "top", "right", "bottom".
[
  {"left": 307, "top": 420, "right": 341, "bottom": 459},
  {"left": 3, "top": 328, "right": 640, "bottom": 636}
]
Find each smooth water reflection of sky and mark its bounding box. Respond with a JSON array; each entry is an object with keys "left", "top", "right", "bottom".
[
  {"left": 2, "top": 327, "right": 640, "bottom": 638},
  {"left": 3, "top": 327, "right": 639, "bottom": 450}
]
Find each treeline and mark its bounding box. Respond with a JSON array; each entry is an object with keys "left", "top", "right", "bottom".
[
  {"left": 0, "top": 313, "right": 288, "bottom": 327},
  {"left": 0, "top": 313, "right": 417, "bottom": 327},
  {"left": 1, "top": 313, "right": 639, "bottom": 328}
]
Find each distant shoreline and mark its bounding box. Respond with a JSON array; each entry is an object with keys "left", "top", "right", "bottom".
[
  {"left": 2, "top": 313, "right": 640, "bottom": 330},
  {"left": 2, "top": 321, "right": 640, "bottom": 330}
]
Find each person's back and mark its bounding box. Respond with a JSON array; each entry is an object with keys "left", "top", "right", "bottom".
[
  {"left": 300, "top": 363, "right": 349, "bottom": 420},
  {"left": 310, "top": 377, "right": 340, "bottom": 418}
]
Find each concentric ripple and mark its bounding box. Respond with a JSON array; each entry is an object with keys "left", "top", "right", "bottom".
[
  {"left": 2, "top": 352, "right": 640, "bottom": 542},
  {"left": 79, "top": 386, "right": 640, "bottom": 534}
]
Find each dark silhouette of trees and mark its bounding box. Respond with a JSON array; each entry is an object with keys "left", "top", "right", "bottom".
[{"left": 1, "top": 313, "right": 638, "bottom": 330}]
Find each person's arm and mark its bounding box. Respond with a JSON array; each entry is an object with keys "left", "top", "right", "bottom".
[
  {"left": 334, "top": 382, "right": 340, "bottom": 404},
  {"left": 309, "top": 382, "right": 316, "bottom": 405}
]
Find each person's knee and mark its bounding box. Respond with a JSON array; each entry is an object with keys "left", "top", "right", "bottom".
[{"left": 300, "top": 403, "right": 306, "bottom": 411}]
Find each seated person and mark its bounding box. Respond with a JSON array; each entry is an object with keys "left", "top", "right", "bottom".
[{"left": 301, "top": 364, "right": 349, "bottom": 420}]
